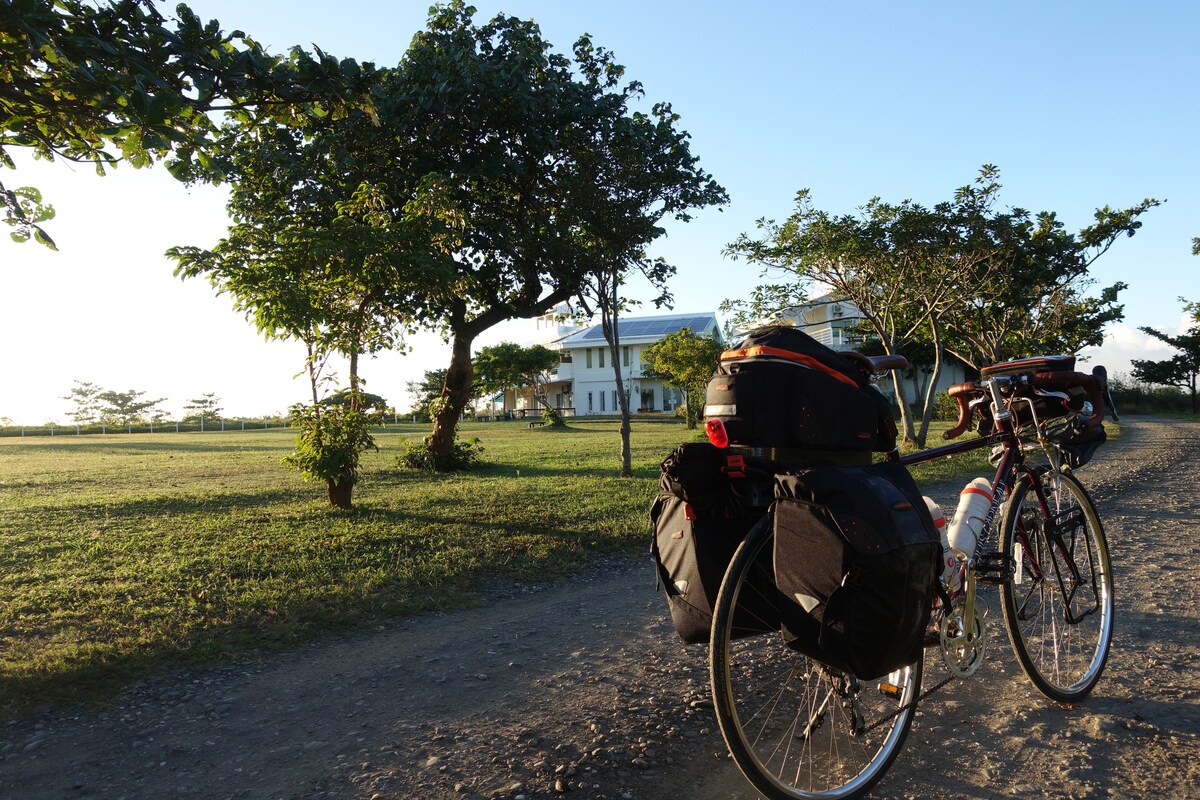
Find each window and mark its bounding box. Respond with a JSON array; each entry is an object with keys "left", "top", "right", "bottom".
[
  {"left": 622, "top": 346, "right": 630, "bottom": 367},
  {"left": 600, "top": 391, "right": 606, "bottom": 412},
  {"left": 599, "top": 347, "right": 605, "bottom": 368},
  {"left": 612, "top": 390, "right": 617, "bottom": 411},
  {"left": 588, "top": 392, "right": 594, "bottom": 413},
  {"left": 585, "top": 349, "right": 592, "bottom": 369}
]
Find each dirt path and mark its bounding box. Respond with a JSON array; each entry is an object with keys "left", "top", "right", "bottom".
[{"left": 2, "top": 418, "right": 1197, "bottom": 800}]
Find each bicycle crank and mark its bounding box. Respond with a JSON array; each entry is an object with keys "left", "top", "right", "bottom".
[{"left": 940, "top": 601, "right": 987, "bottom": 678}]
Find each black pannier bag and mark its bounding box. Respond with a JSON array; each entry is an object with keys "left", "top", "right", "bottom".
[
  {"left": 650, "top": 442, "right": 777, "bottom": 643},
  {"left": 704, "top": 326, "right": 897, "bottom": 459},
  {"left": 772, "top": 462, "right": 942, "bottom": 679},
  {"left": 650, "top": 495, "right": 774, "bottom": 643},
  {"left": 658, "top": 441, "right": 732, "bottom": 512}
]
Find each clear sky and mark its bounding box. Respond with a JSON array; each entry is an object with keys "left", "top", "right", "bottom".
[{"left": 2, "top": 0, "right": 1197, "bottom": 425}]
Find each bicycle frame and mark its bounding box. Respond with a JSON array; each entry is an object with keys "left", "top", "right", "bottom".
[{"left": 885, "top": 379, "right": 1092, "bottom": 636}]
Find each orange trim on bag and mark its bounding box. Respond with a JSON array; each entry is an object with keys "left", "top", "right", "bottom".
[{"left": 719, "top": 346, "right": 860, "bottom": 388}]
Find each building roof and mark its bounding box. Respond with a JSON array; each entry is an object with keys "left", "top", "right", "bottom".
[{"left": 555, "top": 313, "right": 719, "bottom": 347}]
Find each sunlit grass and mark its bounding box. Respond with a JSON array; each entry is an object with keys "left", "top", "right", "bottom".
[
  {"left": 0, "top": 416, "right": 1026, "bottom": 715},
  {"left": 0, "top": 419, "right": 696, "bottom": 714}
]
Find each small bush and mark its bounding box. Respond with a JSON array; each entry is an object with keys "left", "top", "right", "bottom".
[
  {"left": 397, "top": 435, "right": 485, "bottom": 472},
  {"left": 283, "top": 399, "right": 378, "bottom": 509},
  {"left": 933, "top": 391, "right": 960, "bottom": 422}
]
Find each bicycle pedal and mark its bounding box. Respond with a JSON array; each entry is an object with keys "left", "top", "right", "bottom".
[{"left": 974, "top": 551, "right": 1016, "bottom": 584}]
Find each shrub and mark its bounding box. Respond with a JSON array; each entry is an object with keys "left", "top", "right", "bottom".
[
  {"left": 397, "top": 435, "right": 484, "bottom": 472},
  {"left": 283, "top": 399, "right": 378, "bottom": 509},
  {"left": 933, "top": 391, "right": 960, "bottom": 422}
]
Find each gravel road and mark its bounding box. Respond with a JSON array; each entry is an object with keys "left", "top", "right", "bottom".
[{"left": 2, "top": 417, "right": 1197, "bottom": 800}]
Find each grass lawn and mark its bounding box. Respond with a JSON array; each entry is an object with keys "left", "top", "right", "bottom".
[{"left": 0, "top": 417, "right": 993, "bottom": 716}]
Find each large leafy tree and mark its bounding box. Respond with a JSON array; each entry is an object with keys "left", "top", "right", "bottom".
[
  {"left": 380, "top": 4, "right": 725, "bottom": 462},
  {"left": 61, "top": 379, "right": 104, "bottom": 425},
  {"left": 168, "top": 77, "right": 422, "bottom": 509},
  {"left": 182, "top": 392, "right": 223, "bottom": 424},
  {"left": 641, "top": 327, "right": 724, "bottom": 429},
  {"left": 473, "top": 342, "right": 559, "bottom": 411},
  {"left": 97, "top": 388, "right": 165, "bottom": 425},
  {"left": 568, "top": 77, "right": 727, "bottom": 474},
  {"left": 724, "top": 182, "right": 995, "bottom": 445},
  {"left": 168, "top": 108, "right": 426, "bottom": 399},
  {"left": 725, "top": 166, "right": 1157, "bottom": 446},
  {"left": 2, "top": 0, "right": 377, "bottom": 246}
]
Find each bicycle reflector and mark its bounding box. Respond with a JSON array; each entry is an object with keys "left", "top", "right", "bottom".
[{"left": 705, "top": 418, "right": 729, "bottom": 449}]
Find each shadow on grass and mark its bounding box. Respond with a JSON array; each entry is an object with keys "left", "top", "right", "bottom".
[
  {"left": 38, "top": 488, "right": 309, "bottom": 519},
  {"left": 0, "top": 438, "right": 294, "bottom": 455},
  {"left": 0, "top": 588, "right": 467, "bottom": 718},
  {"left": 0, "top": 518, "right": 642, "bottom": 720}
]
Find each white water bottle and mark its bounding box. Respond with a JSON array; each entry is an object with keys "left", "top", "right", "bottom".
[
  {"left": 947, "top": 477, "right": 993, "bottom": 561},
  {"left": 923, "top": 496, "right": 956, "bottom": 587}
]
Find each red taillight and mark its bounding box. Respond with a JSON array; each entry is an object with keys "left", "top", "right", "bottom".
[{"left": 705, "top": 418, "right": 729, "bottom": 448}]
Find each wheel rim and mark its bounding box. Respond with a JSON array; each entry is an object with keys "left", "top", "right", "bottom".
[
  {"left": 1004, "top": 471, "right": 1113, "bottom": 698},
  {"left": 712, "top": 527, "right": 919, "bottom": 799}
]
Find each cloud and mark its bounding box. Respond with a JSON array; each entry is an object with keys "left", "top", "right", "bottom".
[{"left": 1080, "top": 315, "right": 1192, "bottom": 379}]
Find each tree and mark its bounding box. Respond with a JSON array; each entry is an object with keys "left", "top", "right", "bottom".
[
  {"left": 473, "top": 342, "right": 560, "bottom": 414},
  {"left": 641, "top": 328, "right": 724, "bottom": 429},
  {"left": 61, "top": 380, "right": 104, "bottom": 425},
  {"left": 168, "top": 63, "right": 420, "bottom": 509},
  {"left": 384, "top": 4, "right": 725, "bottom": 465},
  {"left": 725, "top": 166, "right": 1157, "bottom": 446},
  {"left": 182, "top": 392, "right": 223, "bottom": 424},
  {"left": 724, "top": 184, "right": 990, "bottom": 445},
  {"left": 2, "top": 0, "right": 378, "bottom": 247},
  {"left": 97, "top": 388, "right": 165, "bottom": 426},
  {"left": 406, "top": 369, "right": 447, "bottom": 420},
  {"left": 283, "top": 398, "right": 377, "bottom": 510},
  {"left": 1131, "top": 299, "right": 1200, "bottom": 414}
]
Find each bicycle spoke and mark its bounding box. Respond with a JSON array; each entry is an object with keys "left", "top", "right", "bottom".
[{"left": 1001, "top": 469, "right": 1113, "bottom": 702}]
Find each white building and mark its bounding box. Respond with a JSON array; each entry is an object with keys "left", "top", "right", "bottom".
[
  {"left": 754, "top": 295, "right": 971, "bottom": 401},
  {"left": 500, "top": 312, "right": 724, "bottom": 417}
]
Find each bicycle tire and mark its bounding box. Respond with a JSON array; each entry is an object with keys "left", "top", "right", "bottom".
[
  {"left": 999, "top": 468, "right": 1114, "bottom": 702},
  {"left": 709, "top": 516, "right": 920, "bottom": 800}
]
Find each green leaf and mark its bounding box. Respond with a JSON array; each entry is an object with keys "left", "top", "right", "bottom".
[{"left": 32, "top": 226, "right": 58, "bottom": 250}]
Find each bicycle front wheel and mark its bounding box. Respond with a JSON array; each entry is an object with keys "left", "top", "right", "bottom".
[
  {"left": 710, "top": 518, "right": 920, "bottom": 800},
  {"left": 1000, "top": 468, "right": 1114, "bottom": 702}
]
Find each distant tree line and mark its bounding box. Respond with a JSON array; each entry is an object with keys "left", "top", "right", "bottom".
[{"left": 59, "top": 382, "right": 227, "bottom": 426}]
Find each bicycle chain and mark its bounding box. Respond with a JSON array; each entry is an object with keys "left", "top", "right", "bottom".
[{"left": 864, "top": 672, "right": 957, "bottom": 734}]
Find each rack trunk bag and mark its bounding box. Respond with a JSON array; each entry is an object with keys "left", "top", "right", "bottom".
[{"left": 704, "top": 326, "right": 897, "bottom": 464}]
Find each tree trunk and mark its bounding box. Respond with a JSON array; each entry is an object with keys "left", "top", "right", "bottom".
[
  {"left": 596, "top": 271, "right": 633, "bottom": 477},
  {"left": 327, "top": 479, "right": 353, "bottom": 510},
  {"left": 682, "top": 387, "right": 698, "bottom": 429},
  {"left": 606, "top": 331, "right": 633, "bottom": 478},
  {"left": 429, "top": 332, "right": 475, "bottom": 458},
  {"left": 915, "top": 317, "right": 946, "bottom": 447},
  {"left": 890, "top": 368, "right": 917, "bottom": 446}
]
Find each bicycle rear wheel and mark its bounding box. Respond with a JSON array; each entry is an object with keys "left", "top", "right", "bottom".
[
  {"left": 709, "top": 517, "right": 920, "bottom": 800},
  {"left": 1000, "top": 468, "right": 1113, "bottom": 702}
]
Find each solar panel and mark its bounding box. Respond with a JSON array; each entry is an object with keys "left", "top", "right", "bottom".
[{"left": 560, "top": 313, "right": 717, "bottom": 345}]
